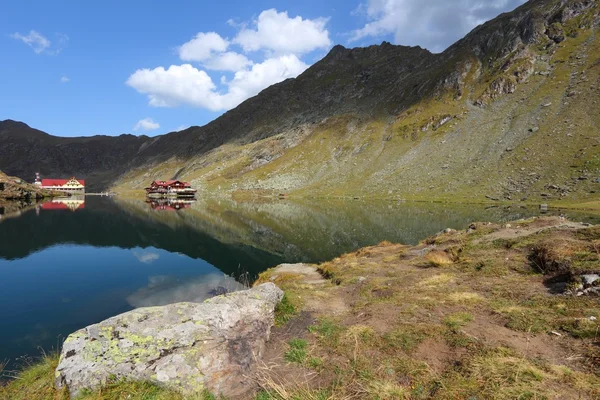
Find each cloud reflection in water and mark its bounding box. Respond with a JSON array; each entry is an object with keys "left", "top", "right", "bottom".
[{"left": 126, "top": 274, "right": 247, "bottom": 307}]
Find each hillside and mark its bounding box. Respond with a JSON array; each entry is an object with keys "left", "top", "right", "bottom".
[
  {"left": 1, "top": 0, "right": 599, "bottom": 202},
  {"left": 0, "top": 170, "right": 56, "bottom": 201},
  {"left": 0, "top": 120, "right": 152, "bottom": 191}
]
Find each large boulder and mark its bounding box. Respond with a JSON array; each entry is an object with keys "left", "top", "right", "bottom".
[{"left": 55, "top": 283, "right": 283, "bottom": 398}]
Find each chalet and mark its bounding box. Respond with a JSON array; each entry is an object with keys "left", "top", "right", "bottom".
[
  {"left": 39, "top": 177, "right": 85, "bottom": 194},
  {"left": 144, "top": 180, "right": 196, "bottom": 198}
]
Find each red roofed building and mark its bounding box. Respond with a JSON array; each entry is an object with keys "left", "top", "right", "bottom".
[
  {"left": 145, "top": 180, "right": 196, "bottom": 198},
  {"left": 40, "top": 177, "right": 85, "bottom": 194}
]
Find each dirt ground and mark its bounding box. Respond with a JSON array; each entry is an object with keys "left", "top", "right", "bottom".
[{"left": 255, "top": 217, "right": 600, "bottom": 399}]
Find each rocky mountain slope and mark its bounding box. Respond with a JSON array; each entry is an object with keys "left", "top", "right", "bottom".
[{"left": 1, "top": 0, "right": 599, "bottom": 201}]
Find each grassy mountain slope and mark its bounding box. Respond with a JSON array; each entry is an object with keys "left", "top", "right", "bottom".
[
  {"left": 1, "top": 0, "right": 598, "bottom": 203},
  {"left": 111, "top": 0, "right": 600, "bottom": 204}
]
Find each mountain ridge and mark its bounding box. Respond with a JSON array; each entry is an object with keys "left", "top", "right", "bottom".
[{"left": 1, "top": 0, "right": 598, "bottom": 199}]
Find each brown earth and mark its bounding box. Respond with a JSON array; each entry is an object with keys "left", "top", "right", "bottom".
[{"left": 256, "top": 216, "right": 600, "bottom": 399}]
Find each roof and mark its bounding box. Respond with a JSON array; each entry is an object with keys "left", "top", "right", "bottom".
[
  {"left": 41, "top": 178, "right": 85, "bottom": 186},
  {"left": 150, "top": 180, "right": 191, "bottom": 187}
]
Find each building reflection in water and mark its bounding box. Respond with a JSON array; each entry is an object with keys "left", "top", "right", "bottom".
[
  {"left": 146, "top": 199, "right": 195, "bottom": 211},
  {"left": 40, "top": 196, "right": 85, "bottom": 212}
]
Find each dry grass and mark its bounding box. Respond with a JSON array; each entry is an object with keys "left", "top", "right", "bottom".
[{"left": 424, "top": 250, "right": 454, "bottom": 267}]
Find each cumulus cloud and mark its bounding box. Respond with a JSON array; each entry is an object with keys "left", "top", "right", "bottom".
[
  {"left": 178, "top": 32, "right": 229, "bottom": 62},
  {"left": 203, "top": 51, "right": 253, "bottom": 72},
  {"left": 127, "top": 55, "right": 308, "bottom": 111},
  {"left": 234, "top": 9, "right": 332, "bottom": 55},
  {"left": 350, "top": 0, "right": 527, "bottom": 52},
  {"left": 60, "top": 76, "right": 70, "bottom": 83},
  {"left": 10, "top": 30, "right": 69, "bottom": 55},
  {"left": 133, "top": 118, "right": 160, "bottom": 132},
  {"left": 128, "top": 9, "right": 328, "bottom": 112}
]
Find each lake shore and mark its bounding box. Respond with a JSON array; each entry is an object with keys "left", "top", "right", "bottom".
[{"left": 1, "top": 216, "right": 599, "bottom": 399}]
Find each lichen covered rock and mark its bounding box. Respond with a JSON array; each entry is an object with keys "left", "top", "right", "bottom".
[{"left": 55, "top": 283, "right": 283, "bottom": 398}]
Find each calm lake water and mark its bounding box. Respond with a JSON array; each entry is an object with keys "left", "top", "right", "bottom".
[{"left": 0, "top": 196, "right": 598, "bottom": 370}]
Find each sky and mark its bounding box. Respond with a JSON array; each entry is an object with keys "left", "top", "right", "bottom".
[{"left": 1, "top": 0, "right": 526, "bottom": 137}]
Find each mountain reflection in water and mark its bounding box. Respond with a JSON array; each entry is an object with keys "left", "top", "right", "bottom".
[{"left": 0, "top": 196, "right": 598, "bottom": 369}]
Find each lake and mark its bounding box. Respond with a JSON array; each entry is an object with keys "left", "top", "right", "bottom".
[{"left": 0, "top": 196, "right": 598, "bottom": 371}]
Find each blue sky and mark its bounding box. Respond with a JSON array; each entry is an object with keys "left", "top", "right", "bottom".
[{"left": 1, "top": 0, "right": 525, "bottom": 137}]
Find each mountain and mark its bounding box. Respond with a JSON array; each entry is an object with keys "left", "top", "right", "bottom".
[
  {"left": 1, "top": 0, "right": 599, "bottom": 202},
  {"left": 0, "top": 120, "right": 153, "bottom": 191}
]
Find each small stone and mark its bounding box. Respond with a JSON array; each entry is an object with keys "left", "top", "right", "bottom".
[
  {"left": 357, "top": 277, "right": 367, "bottom": 283},
  {"left": 581, "top": 274, "right": 600, "bottom": 287},
  {"left": 549, "top": 331, "right": 562, "bottom": 337}
]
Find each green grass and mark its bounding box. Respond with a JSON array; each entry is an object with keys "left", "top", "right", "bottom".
[
  {"left": 308, "top": 318, "right": 343, "bottom": 348},
  {"left": 274, "top": 293, "right": 296, "bottom": 326},
  {"left": 444, "top": 312, "right": 474, "bottom": 331},
  {"left": 0, "top": 352, "right": 217, "bottom": 400},
  {"left": 284, "top": 339, "right": 308, "bottom": 364}
]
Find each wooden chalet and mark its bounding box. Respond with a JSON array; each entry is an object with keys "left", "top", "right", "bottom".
[{"left": 144, "top": 180, "right": 197, "bottom": 198}]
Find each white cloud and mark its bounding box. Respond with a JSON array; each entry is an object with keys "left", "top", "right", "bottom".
[
  {"left": 60, "top": 76, "right": 70, "bottom": 83},
  {"left": 126, "top": 274, "right": 247, "bottom": 307},
  {"left": 132, "top": 250, "right": 160, "bottom": 264},
  {"left": 350, "top": 0, "right": 527, "bottom": 52},
  {"left": 203, "top": 51, "right": 252, "bottom": 72},
  {"left": 10, "top": 30, "right": 50, "bottom": 54},
  {"left": 10, "top": 30, "right": 69, "bottom": 55},
  {"left": 175, "top": 125, "right": 189, "bottom": 131},
  {"left": 128, "top": 9, "right": 326, "bottom": 112},
  {"left": 178, "top": 32, "right": 229, "bottom": 62},
  {"left": 127, "top": 55, "right": 308, "bottom": 111},
  {"left": 234, "top": 9, "right": 332, "bottom": 55},
  {"left": 133, "top": 118, "right": 160, "bottom": 131},
  {"left": 127, "top": 64, "right": 220, "bottom": 110}
]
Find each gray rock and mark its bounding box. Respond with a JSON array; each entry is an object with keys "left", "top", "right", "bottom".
[
  {"left": 581, "top": 274, "right": 600, "bottom": 287},
  {"left": 55, "top": 283, "right": 284, "bottom": 398}
]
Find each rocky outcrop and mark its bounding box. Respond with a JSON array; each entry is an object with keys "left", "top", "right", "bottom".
[
  {"left": 0, "top": 170, "right": 56, "bottom": 200},
  {"left": 55, "top": 283, "right": 284, "bottom": 398}
]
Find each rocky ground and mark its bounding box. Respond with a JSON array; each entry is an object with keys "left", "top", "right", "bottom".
[{"left": 1, "top": 216, "right": 599, "bottom": 399}]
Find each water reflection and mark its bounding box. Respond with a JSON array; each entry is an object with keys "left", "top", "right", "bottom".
[
  {"left": 0, "top": 196, "right": 598, "bottom": 368},
  {"left": 126, "top": 273, "right": 247, "bottom": 308},
  {"left": 146, "top": 198, "right": 195, "bottom": 211},
  {"left": 40, "top": 196, "right": 85, "bottom": 211}
]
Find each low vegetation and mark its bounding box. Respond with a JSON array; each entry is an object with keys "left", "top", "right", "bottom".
[{"left": 254, "top": 217, "right": 600, "bottom": 399}]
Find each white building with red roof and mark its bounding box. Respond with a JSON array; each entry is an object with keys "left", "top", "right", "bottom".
[{"left": 40, "top": 177, "right": 85, "bottom": 194}]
